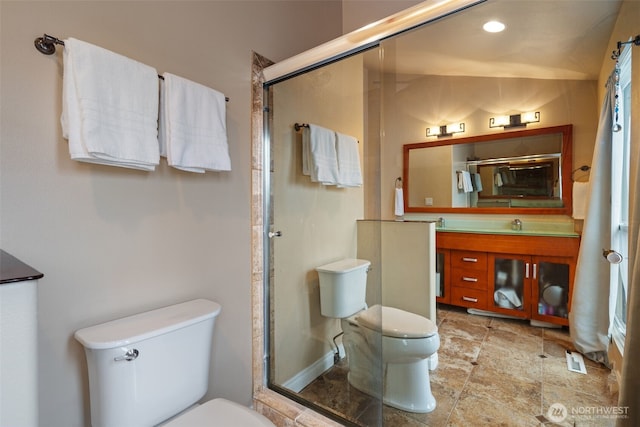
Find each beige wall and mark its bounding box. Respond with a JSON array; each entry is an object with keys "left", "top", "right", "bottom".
[
  {"left": 271, "top": 55, "right": 365, "bottom": 385},
  {"left": 0, "top": 2, "right": 342, "bottom": 426}
]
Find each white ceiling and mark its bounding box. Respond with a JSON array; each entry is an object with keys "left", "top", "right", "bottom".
[{"left": 384, "top": 0, "right": 623, "bottom": 80}]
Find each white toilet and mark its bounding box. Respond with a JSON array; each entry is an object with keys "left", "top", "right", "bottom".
[
  {"left": 316, "top": 258, "right": 440, "bottom": 413},
  {"left": 74, "top": 299, "right": 275, "bottom": 427}
]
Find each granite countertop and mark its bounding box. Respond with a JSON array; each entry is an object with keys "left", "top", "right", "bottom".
[{"left": 0, "top": 250, "right": 44, "bottom": 284}]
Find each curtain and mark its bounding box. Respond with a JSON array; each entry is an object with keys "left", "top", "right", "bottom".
[
  {"left": 569, "top": 77, "right": 616, "bottom": 367},
  {"left": 617, "top": 66, "right": 640, "bottom": 427}
]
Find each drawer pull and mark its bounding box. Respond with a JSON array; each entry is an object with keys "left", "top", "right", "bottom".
[
  {"left": 462, "top": 257, "right": 478, "bottom": 263},
  {"left": 462, "top": 296, "right": 479, "bottom": 303},
  {"left": 462, "top": 276, "right": 478, "bottom": 282}
]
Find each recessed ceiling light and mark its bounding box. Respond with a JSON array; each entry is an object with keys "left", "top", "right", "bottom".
[{"left": 483, "top": 20, "right": 505, "bottom": 33}]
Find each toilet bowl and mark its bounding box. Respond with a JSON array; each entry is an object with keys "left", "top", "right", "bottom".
[
  {"left": 342, "top": 305, "right": 439, "bottom": 413},
  {"left": 74, "top": 299, "right": 274, "bottom": 427},
  {"left": 316, "top": 259, "right": 440, "bottom": 413}
]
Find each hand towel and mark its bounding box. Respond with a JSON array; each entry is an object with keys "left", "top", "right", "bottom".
[
  {"left": 61, "top": 38, "right": 160, "bottom": 170},
  {"left": 306, "top": 124, "right": 339, "bottom": 185},
  {"left": 159, "top": 73, "right": 230, "bottom": 172},
  {"left": 335, "top": 132, "right": 362, "bottom": 187},
  {"left": 472, "top": 173, "right": 483, "bottom": 192},
  {"left": 494, "top": 173, "right": 504, "bottom": 187},
  {"left": 394, "top": 188, "right": 404, "bottom": 217},
  {"left": 459, "top": 171, "right": 473, "bottom": 193},
  {"left": 572, "top": 181, "right": 589, "bottom": 219}
]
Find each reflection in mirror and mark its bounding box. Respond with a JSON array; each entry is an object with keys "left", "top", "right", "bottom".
[{"left": 403, "top": 125, "right": 573, "bottom": 214}]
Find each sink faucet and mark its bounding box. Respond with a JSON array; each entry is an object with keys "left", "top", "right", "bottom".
[
  {"left": 437, "top": 217, "right": 445, "bottom": 228},
  {"left": 512, "top": 218, "right": 522, "bottom": 231}
]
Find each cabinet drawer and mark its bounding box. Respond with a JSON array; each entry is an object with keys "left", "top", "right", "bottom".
[
  {"left": 451, "top": 251, "right": 487, "bottom": 271},
  {"left": 451, "top": 287, "right": 487, "bottom": 309},
  {"left": 451, "top": 267, "right": 487, "bottom": 290}
]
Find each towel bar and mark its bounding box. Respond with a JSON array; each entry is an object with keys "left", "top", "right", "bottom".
[{"left": 34, "top": 33, "right": 229, "bottom": 102}]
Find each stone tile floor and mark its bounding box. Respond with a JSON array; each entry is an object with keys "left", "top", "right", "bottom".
[{"left": 298, "top": 304, "right": 619, "bottom": 426}]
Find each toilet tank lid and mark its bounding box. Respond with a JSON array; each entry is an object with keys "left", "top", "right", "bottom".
[
  {"left": 316, "top": 258, "right": 370, "bottom": 274},
  {"left": 356, "top": 305, "right": 438, "bottom": 338},
  {"left": 74, "top": 299, "right": 221, "bottom": 350}
]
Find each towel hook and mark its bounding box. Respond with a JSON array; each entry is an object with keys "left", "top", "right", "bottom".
[
  {"left": 395, "top": 177, "right": 402, "bottom": 189},
  {"left": 34, "top": 34, "right": 65, "bottom": 55}
]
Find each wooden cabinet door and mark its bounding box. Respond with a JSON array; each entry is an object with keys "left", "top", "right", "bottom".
[{"left": 487, "top": 253, "right": 531, "bottom": 319}]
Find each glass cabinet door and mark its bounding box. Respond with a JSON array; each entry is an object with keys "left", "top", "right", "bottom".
[
  {"left": 489, "top": 255, "right": 530, "bottom": 318},
  {"left": 436, "top": 249, "right": 450, "bottom": 304},
  {"left": 532, "top": 257, "right": 571, "bottom": 324}
]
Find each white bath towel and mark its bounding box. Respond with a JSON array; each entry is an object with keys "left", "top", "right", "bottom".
[
  {"left": 572, "top": 181, "right": 589, "bottom": 219},
  {"left": 394, "top": 188, "right": 404, "bottom": 217},
  {"left": 305, "top": 124, "right": 339, "bottom": 185},
  {"left": 61, "top": 38, "right": 160, "bottom": 170},
  {"left": 159, "top": 73, "right": 230, "bottom": 172},
  {"left": 336, "top": 132, "right": 362, "bottom": 187}
]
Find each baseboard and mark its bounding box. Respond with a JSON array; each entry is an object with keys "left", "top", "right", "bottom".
[{"left": 282, "top": 344, "right": 345, "bottom": 393}]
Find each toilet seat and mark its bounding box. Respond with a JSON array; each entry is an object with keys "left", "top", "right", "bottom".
[
  {"left": 163, "top": 398, "right": 275, "bottom": 427},
  {"left": 356, "top": 305, "right": 437, "bottom": 338}
]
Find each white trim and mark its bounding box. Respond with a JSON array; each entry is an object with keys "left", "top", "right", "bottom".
[
  {"left": 262, "top": 0, "right": 483, "bottom": 83},
  {"left": 281, "top": 344, "right": 345, "bottom": 393}
]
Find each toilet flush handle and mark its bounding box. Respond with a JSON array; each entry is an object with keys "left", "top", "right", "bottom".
[{"left": 114, "top": 349, "right": 139, "bottom": 362}]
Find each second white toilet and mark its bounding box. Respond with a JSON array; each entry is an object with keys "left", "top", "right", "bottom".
[
  {"left": 74, "top": 299, "right": 274, "bottom": 427},
  {"left": 316, "top": 258, "right": 440, "bottom": 413}
]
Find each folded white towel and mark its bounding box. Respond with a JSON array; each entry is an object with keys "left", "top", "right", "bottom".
[
  {"left": 159, "top": 73, "right": 230, "bottom": 173},
  {"left": 572, "top": 181, "right": 589, "bottom": 219},
  {"left": 458, "top": 171, "right": 473, "bottom": 193},
  {"left": 394, "top": 188, "right": 404, "bottom": 217},
  {"left": 335, "top": 132, "right": 362, "bottom": 187},
  {"left": 494, "top": 288, "right": 522, "bottom": 308},
  {"left": 61, "top": 38, "right": 160, "bottom": 170},
  {"left": 306, "top": 124, "right": 339, "bottom": 185}
]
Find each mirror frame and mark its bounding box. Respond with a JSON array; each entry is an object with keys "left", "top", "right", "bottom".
[{"left": 402, "top": 124, "right": 573, "bottom": 215}]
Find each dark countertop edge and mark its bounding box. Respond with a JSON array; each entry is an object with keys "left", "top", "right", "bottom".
[{"left": 0, "top": 250, "right": 44, "bottom": 285}]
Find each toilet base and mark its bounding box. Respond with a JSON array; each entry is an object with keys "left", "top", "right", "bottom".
[
  {"left": 347, "top": 357, "right": 436, "bottom": 414},
  {"left": 384, "top": 358, "right": 436, "bottom": 413}
]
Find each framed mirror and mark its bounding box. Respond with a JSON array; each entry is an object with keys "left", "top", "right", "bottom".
[{"left": 403, "top": 125, "right": 573, "bottom": 215}]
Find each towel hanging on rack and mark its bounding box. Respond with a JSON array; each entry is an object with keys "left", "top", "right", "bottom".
[
  {"left": 61, "top": 38, "right": 160, "bottom": 170},
  {"left": 159, "top": 73, "right": 230, "bottom": 172}
]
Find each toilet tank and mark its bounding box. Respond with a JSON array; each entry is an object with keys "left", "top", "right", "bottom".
[
  {"left": 316, "top": 259, "right": 370, "bottom": 318},
  {"left": 74, "top": 299, "right": 221, "bottom": 427}
]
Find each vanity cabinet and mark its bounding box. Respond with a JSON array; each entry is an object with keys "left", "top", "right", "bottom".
[{"left": 436, "top": 232, "right": 579, "bottom": 326}]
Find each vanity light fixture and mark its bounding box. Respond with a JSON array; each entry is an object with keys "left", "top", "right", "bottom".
[
  {"left": 489, "top": 112, "right": 540, "bottom": 129},
  {"left": 426, "top": 122, "right": 465, "bottom": 138}
]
